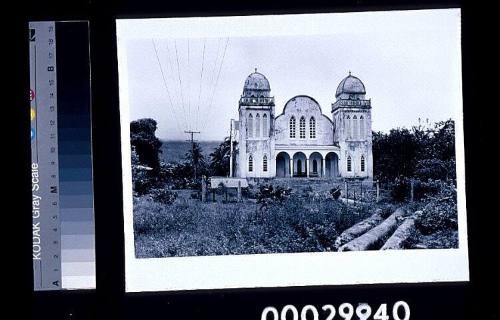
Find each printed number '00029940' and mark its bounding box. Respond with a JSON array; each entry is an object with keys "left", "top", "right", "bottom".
[{"left": 261, "top": 302, "right": 410, "bottom": 320}]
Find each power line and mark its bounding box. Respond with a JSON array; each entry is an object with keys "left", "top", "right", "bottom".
[
  {"left": 195, "top": 39, "right": 206, "bottom": 132},
  {"left": 174, "top": 40, "right": 189, "bottom": 132},
  {"left": 201, "top": 37, "right": 230, "bottom": 133},
  {"left": 197, "top": 37, "right": 221, "bottom": 135},
  {"left": 151, "top": 39, "right": 183, "bottom": 134},
  {"left": 187, "top": 39, "right": 191, "bottom": 131},
  {"left": 164, "top": 41, "right": 189, "bottom": 131}
]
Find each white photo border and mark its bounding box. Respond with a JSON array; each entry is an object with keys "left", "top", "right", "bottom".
[{"left": 117, "top": 9, "right": 469, "bottom": 292}]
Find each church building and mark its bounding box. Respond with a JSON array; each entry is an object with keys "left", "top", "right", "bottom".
[{"left": 232, "top": 69, "right": 373, "bottom": 180}]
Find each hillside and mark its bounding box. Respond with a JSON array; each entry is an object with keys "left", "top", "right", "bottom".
[{"left": 159, "top": 140, "right": 221, "bottom": 164}]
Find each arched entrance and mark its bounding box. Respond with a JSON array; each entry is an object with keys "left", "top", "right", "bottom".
[
  {"left": 309, "top": 152, "right": 323, "bottom": 177},
  {"left": 275, "top": 152, "right": 291, "bottom": 177},
  {"left": 293, "top": 152, "right": 307, "bottom": 177},
  {"left": 325, "top": 152, "right": 340, "bottom": 178}
]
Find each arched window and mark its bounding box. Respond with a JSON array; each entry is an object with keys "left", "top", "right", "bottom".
[
  {"left": 248, "top": 155, "right": 253, "bottom": 172},
  {"left": 299, "top": 116, "right": 306, "bottom": 139},
  {"left": 263, "top": 155, "right": 268, "bottom": 172},
  {"left": 309, "top": 117, "right": 316, "bottom": 139},
  {"left": 353, "top": 115, "right": 358, "bottom": 140},
  {"left": 255, "top": 113, "right": 261, "bottom": 138},
  {"left": 360, "top": 155, "right": 365, "bottom": 172},
  {"left": 247, "top": 113, "right": 253, "bottom": 138},
  {"left": 347, "top": 155, "right": 352, "bottom": 172},
  {"left": 262, "top": 114, "right": 268, "bottom": 137},
  {"left": 359, "top": 115, "right": 365, "bottom": 139},
  {"left": 289, "top": 116, "right": 296, "bottom": 138}
]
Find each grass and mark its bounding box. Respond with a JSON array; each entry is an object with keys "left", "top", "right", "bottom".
[{"left": 133, "top": 192, "right": 378, "bottom": 258}]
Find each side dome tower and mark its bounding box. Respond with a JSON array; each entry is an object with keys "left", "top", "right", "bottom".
[
  {"left": 331, "top": 71, "right": 373, "bottom": 180},
  {"left": 335, "top": 72, "right": 366, "bottom": 99},
  {"left": 236, "top": 68, "right": 276, "bottom": 179},
  {"left": 242, "top": 69, "right": 271, "bottom": 98}
]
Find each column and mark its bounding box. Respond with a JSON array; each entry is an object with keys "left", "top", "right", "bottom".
[
  {"left": 322, "top": 158, "right": 326, "bottom": 177},
  {"left": 290, "top": 158, "right": 294, "bottom": 177},
  {"left": 306, "top": 158, "right": 310, "bottom": 178}
]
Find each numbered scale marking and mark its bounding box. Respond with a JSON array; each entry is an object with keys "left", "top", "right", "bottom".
[{"left": 30, "top": 21, "right": 61, "bottom": 290}]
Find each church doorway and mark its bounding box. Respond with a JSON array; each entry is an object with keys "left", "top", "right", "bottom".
[
  {"left": 325, "top": 152, "right": 340, "bottom": 178},
  {"left": 293, "top": 152, "right": 307, "bottom": 177},
  {"left": 309, "top": 152, "right": 323, "bottom": 177},
  {"left": 275, "top": 152, "right": 291, "bottom": 177}
]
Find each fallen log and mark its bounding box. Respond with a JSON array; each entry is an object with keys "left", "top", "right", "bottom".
[
  {"left": 380, "top": 217, "right": 416, "bottom": 250},
  {"left": 339, "top": 208, "right": 406, "bottom": 251},
  {"left": 334, "top": 210, "right": 384, "bottom": 249}
]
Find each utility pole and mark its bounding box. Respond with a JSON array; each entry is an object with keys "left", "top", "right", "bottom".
[
  {"left": 185, "top": 130, "right": 201, "bottom": 180},
  {"left": 229, "top": 119, "right": 233, "bottom": 178}
]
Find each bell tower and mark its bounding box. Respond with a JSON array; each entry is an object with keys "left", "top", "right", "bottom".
[
  {"left": 237, "top": 69, "right": 275, "bottom": 178},
  {"left": 331, "top": 72, "right": 373, "bottom": 180}
]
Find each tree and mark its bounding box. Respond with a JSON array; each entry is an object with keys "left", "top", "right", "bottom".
[
  {"left": 183, "top": 141, "right": 208, "bottom": 180},
  {"left": 372, "top": 128, "right": 421, "bottom": 181},
  {"left": 130, "top": 118, "right": 162, "bottom": 171},
  {"left": 372, "top": 119, "right": 456, "bottom": 182},
  {"left": 209, "top": 137, "right": 237, "bottom": 176}
]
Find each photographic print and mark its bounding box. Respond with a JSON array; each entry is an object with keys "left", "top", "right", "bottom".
[{"left": 117, "top": 9, "right": 468, "bottom": 292}]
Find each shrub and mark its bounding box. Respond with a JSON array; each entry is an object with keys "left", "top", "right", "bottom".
[
  {"left": 415, "top": 182, "right": 457, "bottom": 234},
  {"left": 256, "top": 184, "right": 292, "bottom": 210},
  {"left": 389, "top": 177, "right": 410, "bottom": 202},
  {"left": 413, "top": 179, "right": 445, "bottom": 200},
  {"left": 414, "top": 159, "right": 449, "bottom": 181},
  {"left": 330, "top": 186, "right": 341, "bottom": 200},
  {"left": 149, "top": 188, "right": 178, "bottom": 205}
]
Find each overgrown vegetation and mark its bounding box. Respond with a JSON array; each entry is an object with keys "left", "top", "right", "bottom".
[
  {"left": 130, "top": 117, "right": 459, "bottom": 255},
  {"left": 373, "top": 119, "right": 456, "bottom": 183},
  {"left": 133, "top": 193, "right": 378, "bottom": 257}
]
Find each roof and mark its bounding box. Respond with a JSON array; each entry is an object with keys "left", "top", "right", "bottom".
[{"left": 335, "top": 73, "right": 366, "bottom": 97}]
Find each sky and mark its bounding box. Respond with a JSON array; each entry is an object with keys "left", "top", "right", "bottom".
[{"left": 118, "top": 9, "right": 462, "bottom": 141}]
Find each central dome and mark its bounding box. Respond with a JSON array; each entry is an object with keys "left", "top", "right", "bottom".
[
  {"left": 243, "top": 70, "right": 271, "bottom": 92},
  {"left": 335, "top": 73, "right": 366, "bottom": 98}
]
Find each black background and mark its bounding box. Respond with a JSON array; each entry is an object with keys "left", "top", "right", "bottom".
[{"left": 13, "top": 1, "right": 493, "bottom": 319}]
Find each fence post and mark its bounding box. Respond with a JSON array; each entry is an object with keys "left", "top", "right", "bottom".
[
  {"left": 201, "top": 176, "right": 206, "bottom": 202},
  {"left": 212, "top": 190, "right": 215, "bottom": 202},
  {"left": 410, "top": 179, "right": 414, "bottom": 202},
  {"left": 344, "top": 180, "right": 348, "bottom": 200},
  {"left": 376, "top": 180, "right": 380, "bottom": 203},
  {"left": 237, "top": 181, "right": 242, "bottom": 202}
]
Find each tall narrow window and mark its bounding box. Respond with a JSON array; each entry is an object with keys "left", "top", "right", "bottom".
[
  {"left": 360, "top": 155, "right": 365, "bottom": 172},
  {"left": 289, "top": 116, "right": 296, "bottom": 138},
  {"left": 248, "top": 155, "right": 253, "bottom": 172},
  {"left": 263, "top": 155, "right": 268, "bottom": 172},
  {"left": 347, "top": 155, "right": 352, "bottom": 172},
  {"left": 262, "top": 114, "right": 268, "bottom": 137},
  {"left": 353, "top": 115, "right": 358, "bottom": 140},
  {"left": 299, "top": 116, "right": 306, "bottom": 139},
  {"left": 247, "top": 113, "right": 253, "bottom": 138},
  {"left": 360, "top": 115, "right": 365, "bottom": 139},
  {"left": 309, "top": 117, "right": 316, "bottom": 139},
  {"left": 255, "top": 113, "right": 261, "bottom": 138},
  {"left": 346, "top": 115, "right": 351, "bottom": 139}
]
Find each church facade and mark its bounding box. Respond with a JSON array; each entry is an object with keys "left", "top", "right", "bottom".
[{"left": 232, "top": 70, "right": 373, "bottom": 180}]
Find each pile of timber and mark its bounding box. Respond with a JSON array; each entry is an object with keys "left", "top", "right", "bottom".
[
  {"left": 334, "top": 209, "right": 384, "bottom": 249},
  {"left": 338, "top": 208, "right": 406, "bottom": 251},
  {"left": 380, "top": 217, "right": 416, "bottom": 250}
]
